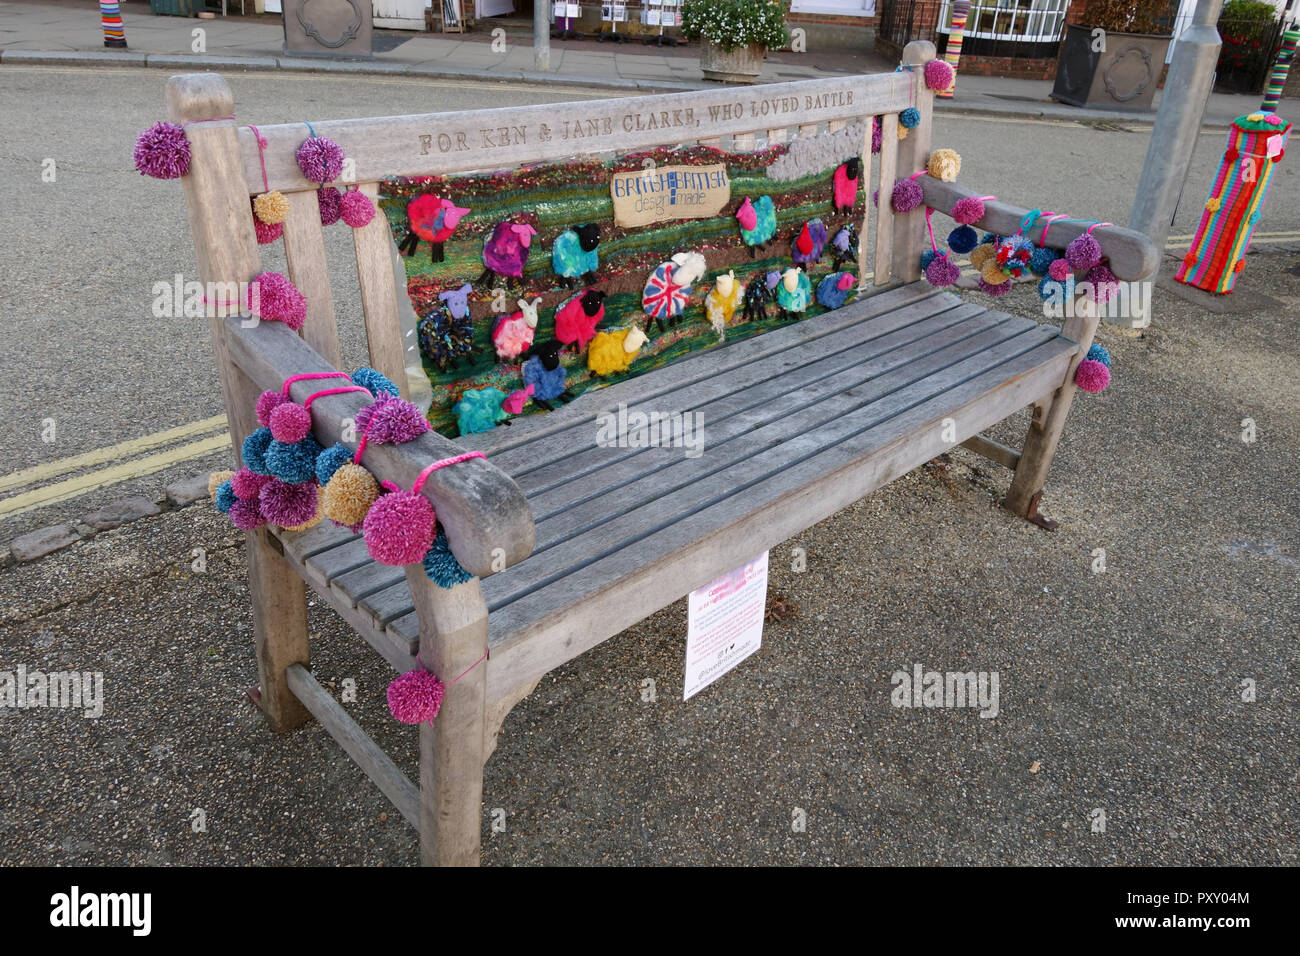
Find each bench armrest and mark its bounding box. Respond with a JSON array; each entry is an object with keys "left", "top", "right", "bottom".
[
  {"left": 223, "top": 315, "right": 535, "bottom": 577},
  {"left": 918, "top": 178, "right": 1161, "bottom": 282}
]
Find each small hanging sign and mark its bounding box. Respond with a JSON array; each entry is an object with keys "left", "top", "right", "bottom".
[
  {"left": 683, "top": 552, "right": 767, "bottom": 700},
  {"left": 610, "top": 163, "right": 731, "bottom": 227}
]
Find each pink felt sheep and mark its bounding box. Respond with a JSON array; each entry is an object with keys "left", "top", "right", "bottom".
[
  {"left": 477, "top": 221, "right": 538, "bottom": 287},
  {"left": 832, "top": 158, "right": 861, "bottom": 215},
  {"left": 400, "top": 195, "right": 470, "bottom": 263},
  {"left": 491, "top": 296, "right": 542, "bottom": 362},
  {"left": 554, "top": 289, "right": 607, "bottom": 354}
]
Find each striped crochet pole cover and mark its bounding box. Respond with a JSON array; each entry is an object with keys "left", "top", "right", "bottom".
[
  {"left": 937, "top": 1, "right": 969, "bottom": 100},
  {"left": 100, "top": 1, "right": 125, "bottom": 48},
  {"left": 1175, "top": 113, "right": 1291, "bottom": 294},
  {"left": 1261, "top": 29, "right": 1300, "bottom": 113}
]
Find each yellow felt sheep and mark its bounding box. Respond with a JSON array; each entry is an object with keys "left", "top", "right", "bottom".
[
  {"left": 587, "top": 325, "right": 649, "bottom": 377},
  {"left": 705, "top": 270, "right": 743, "bottom": 342}
]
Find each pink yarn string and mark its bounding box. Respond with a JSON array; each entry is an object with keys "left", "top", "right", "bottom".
[
  {"left": 282, "top": 371, "right": 350, "bottom": 397},
  {"left": 412, "top": 451, "right": 487, "bottom": 496},
  {"left": 1085, "top": 221, "right": 1113, "bottom": 236},
  {"left": 908, "top": 169, "right": 928, "bottom": 181},
  {"left": 925, "top": 207, "right": 938, "bottom": 253},
  {"left": 975, "top": 195, "right": 997, "bottom": 202},
  {"left": 1039, "top": 213, "right": 1070, "bottom": 245},
  {"left": 354, "top": 415, "right": 376, "bottom": 463},
  {"left": 303, "top": 385, "right": 371, "bottom": 409},
  {"left": 247, "top": 124, "right": 271, "bottom": 193}
]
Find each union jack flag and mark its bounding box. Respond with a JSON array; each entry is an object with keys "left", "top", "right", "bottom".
[{"left": 642, "top": 262, "right": 691, "bottom": 320}]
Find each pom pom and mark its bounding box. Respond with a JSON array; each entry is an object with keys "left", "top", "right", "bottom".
[
  {"left": 228, "top": 497, "right": 266, "bottom": 531},
  {"left": 969, "top": 244, "right": 994, "bottom": 269},
  {"left": 351, "top": 367, "right": 399, "bottom": 397},
  {"left": 386, "top": 667, "right": 445, "bottom": 724},
  {"left": 214, "top": 480, "right": 237, "bottom": 514},
  {"left": 230, "top": 466, "right": 271, "bottom": 500},
  {"left": 925, "top": 253, "right": 962, "bottom": 288},
  {"left": 340, "top": 190, "right": 375, "bottom": 228},
  {"left": 891, "top": 178, "right": 924, "bottom": 213},
  {"left": 296, "top": 135, "right": 345, "bottom": 184},
  {"left": 978, "top": 277, "right": 1011, "bottom": 297},
  {"left": 920, "top": 249, "right": 938, "bottom": 271},
  {"left": 356, "top": 394, "right": 430, "bottom": 445},
  {"left": 1038, "top": 276, "right": 1067, "bottom": 301},
  {"left": 1225, "top": 147, "right": 1239, "bottom": 162},
  {"left": 253, "top": 190, "right": 289, "bottom": 226},
  {"left": 241, "top": 427, "right": 274, "bottom": 476},
  {"left": 253, "top": 211, "right": 284, "bottom": 245},
  {"left": 900, "top": 107, "right": 921, "bottom": 129},
  {"left": 994, "top": 235, "right": 1035, "bottom": 279},
  {"left": 948, "top": 225, "right": 978, "bottom": 254},
  {"left": 1066, "top": 232, "right": 1102, "bottom": 271},
  {"left": 363, "top": 489, "right": 436, "bottom": 566},
  {"left": 898, "top": 125, "right": 909, "bottom": 141},
  {"left": 247, "top": 272, "right": 307, "bottom": 331},
  {"left": 927, "top": 148, "right": 961, "bottom": 183},
  {"left": 423, "top": 529, "right": 474, "bottom": 589},
  {"left": 980, "top": 259, "right": 1010, "bottom": 285},
  {"left": 1086, "top": 343, "right": 1112, "bottom": 368},
  {"left": 322, "top": 463, "right": 380, "bottom": 528},
  {"left": 281, "top": 486, "right": 324, "bottom": 532},
  {"left": 1048, "top": 258, "right": 1072, "bottom": 281},
  {"left": 871, "top": 116, "right": 882, "bottom": 154},
  {"left": 266, "top": 435, "right": 322, "bottom": 484},
  {"left": 315, "top": 443, "right": 354, "bottom": 485},
  {"left": 1075, "top": 359, "right": 1111, "bottom": 393},
  {"left": 1029, "top": 245, "right": 1057, "bottom": 276},
  {"left": 951, "top": 196, "right": 985, "bottom": 226},
  {"left": 317, "top": 186, "right": 342, "bottom": 226},
  {"left": 924, "top": 59, "right": 956, "bottom": 92},
  {"left": 980, "top": 233, "right": 998, "bottom": 245},
  {"left": 259, "top": 478, "right": 319, "bottom": 528},
  {"left": 133, "top": 121, "right": 191, "bottom": 179},
  {"left": 269, "top": 402, "right": 312, "bottom": 443},
  {"left": 256, "top": 390, "right": 288, "bottom": 428},
  {"left": 1084, "top": 263, "right": 1118, "bottom": 303},
  {"left": 208, "top": 470, "right": 235, "bottom": 501},
  {"left": 872, "top": 188, "right": 879, "bottom": 208}
]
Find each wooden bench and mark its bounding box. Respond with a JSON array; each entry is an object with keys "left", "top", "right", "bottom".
[{"left": 166, "top": 42, "right": 1159, "bottom": 865}]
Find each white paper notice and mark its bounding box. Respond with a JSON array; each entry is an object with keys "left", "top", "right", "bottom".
[{"left": 683, "top": 552, "right": 767, "bottom": 700}]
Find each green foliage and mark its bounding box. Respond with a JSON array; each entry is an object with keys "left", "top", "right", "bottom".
[
  {"left": 1072, "top": 0, "right": 1171, "bottom": 36},
  {"left": 681, "top": 0, "right": 790, "bottom": 52},
  {"left": 1219, "top": 0, "right": 1279, "bottom": 23}
]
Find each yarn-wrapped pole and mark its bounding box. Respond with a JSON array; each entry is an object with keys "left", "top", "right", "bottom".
[
  {"left": 100, "top": 1, "right": 125, "bottom": 49},
  {"left": 1262, "top": 28, "right": 1300, "bottom": 113},
  {"left": 937, "top": 0, "right": 969, "bottom": 100}
]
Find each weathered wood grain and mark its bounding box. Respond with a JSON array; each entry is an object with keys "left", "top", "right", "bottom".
[
  {"left": 282, "top": 188, "right": 343, "bottom": 369},
  {"left": 351, "top": 181, "right": 412, "bottom": 399},
  {"left": 891, "top": 42, "right": 936, "bottom": 284},
  {"left": 874, "top": 111, "right": 899, "bottom": 286}
]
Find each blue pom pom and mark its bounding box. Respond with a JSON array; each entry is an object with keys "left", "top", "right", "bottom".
[
  {"left": 315, "top": 442, "right": 353, "bottom": 484},
  {"left": 1037, "top": 276, "right": 1067, "bottom": 301},
  {"left": 241, "top": 427, "right": 274, "bottom": 476},
  {"left": 921, "top": 249, "right": 938, "bottom": 270},
  {"left": 352, "top": 366, "right": 399, "bottom": 397},
  {"left": 423, "top": 529, "right": 474, "bottom": 589},
  {"left": 1086, "top": 343, "right": 1112, "bottom": 368},
  {"left": 979, "top": 233, "right": 1000, "bottom": 247},
  {"left": 1029, "top": 245, "right": 1057, "bottom": 276},
  {"left": 900, "top": 107, "right": 921, "bottom": 129},
  {"left": 948, "top": 225, "right": 978, "bottom": 254},
  {"left": 266, "top": 436, "right": 322, "bottom": 483},
  {"left": 214, "top": 480, "right": 236, "bottom": 514}
]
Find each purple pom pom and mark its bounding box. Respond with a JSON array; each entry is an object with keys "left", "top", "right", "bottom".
[
  {"left": 248, "top": 272, "right": 307, "bottom": 331},
  {"left": 363, "top": 490, "right": 436, "bottom": 566},
  {"left": 891, "top": 179, "right": 924, "bottom": 213},
  {"left": 978, "top": 277, "right": 1011, "bottom": 297},
  {"left": 1066, "top": 233, "right": 1103, "bottom": 271},
  {"left": 269, "top": 402, "right": 312, "bottom": 443},
  {"left": 950, "top": 196, "right": 984, "bottom": 225},
  {"left": 133, "top": 121, "right": 191, "bottom": 179},
  {"left": 317, "top": 186, "right": 342, "bottom": 226},
  {"left": 230, "top": 467, "right": 271, "bottom": 500},
  {"left": 1048, "top": 258, "right": 1072, "bottom": 281},
  {"left": 387, "top": 668, "right": 446, "bottom": 724},
  {"left": 925, "top": 254, "right": 962, "bottom": 288},
  {"left": 1084, "top": 263, "right": 1118, "bottom": 303},
  {"left": 356, "top": 394, "right": 430, "bottom": 445},
  {"left": 259, "top": 478, "right": 319, "bottom": 528},
  {"left": 296, "top": 136, "right": 345, "bottom": 184},
  {"left": 872, "top": 116, "right": 883, "bottom": 154},
  {"left": 1075, "top": 359, "right": 1111, "bottom": 393},
  {"left": 924, "top": 59, "right": 956, "bottom": 92},
  {"left": 256, "top": 390, "right": 287, "bottom": 427},
  {"left": 340, "top": 190, "right": 375, "bottom": 228},
  {"left": 228, "top": 497, "right": 266, "bottom": 531}
]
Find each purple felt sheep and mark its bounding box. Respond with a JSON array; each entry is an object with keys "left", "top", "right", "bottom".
[
  {"left": 792, "top": 219, "right": 828, "bottom": 269},
  {"left": 477, "top": 221, "right": 538, "bottom": 287}
]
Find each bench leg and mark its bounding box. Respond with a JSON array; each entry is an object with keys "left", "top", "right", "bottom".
[
  {"left": 246, "top": 530, "right": 312, "bottom": 731},
  {"left": 407, "top": 570, "right": 489, "bottom": 867}
]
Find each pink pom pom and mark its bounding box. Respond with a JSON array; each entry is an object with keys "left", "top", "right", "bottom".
[
  {"left": 256, "top": 390, "right": 288, "bottom": 427},
  {"left": 1075, "top": 358, "right": 1111, "bottom": 393},
  {"left": 891, "top": 179, "right": 924, "bottom": 214},
  {"left": 296, "top": 136, "right": 345, "bottom": 183},
  {"left": 924, "top": 59, "right": 956, "bottom": 92},
  {"left": 1066, "top": 233, "right": 1103, "bottom": 271},
  {"left": 259, "top": 478, "right": 319, "bottom": 527},
  {"left": 386, "top": 668, "right": 446, "bottom": 724},
  {"left": 340, "top": 190, "right": 375, "bottom": 228},
  {"left": 951, "top": 196, "right": 985, "bottom": 225},
  {"left": 1048, "top": 258, "right": 1072, "bottom": 281},
  {"left": 133, "top": 121, "right": 191, "bottom": 179},
  {"left": 317, "top": 186, "right": 342, "bottom": 226},
  {"left": 269, "top": 402, "right": 312, "bottom": 443},
  {"left": 230, "top": 467, "right": 272, "bottom": 500},
  {"left": 925, "top": 254, "right": 962, "bottom": 287},
  {"left": 356, "top": 394, "right": 430, "bottom": 445},
  {"left": 228, "top": 497, "right": 266, "bottom": 530},
  {"left": 363, "top": 489, "right": 436, "bottom": 566},
  {"left": 247, "top": 272, "right": 307, "bottom": 331},
  {"left": 254, "top": 215, "right": 283, "bottom": 245},
  {"left": 1084, "top": 263, "right": 1118, "bottom": 303},
  {"left": 977, "top": 277, "right": 1011, "bottom": 297}
]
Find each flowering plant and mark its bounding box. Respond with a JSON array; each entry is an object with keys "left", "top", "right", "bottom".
[{"left": 681, "top": 0, "right": 790, "bottom": 52}]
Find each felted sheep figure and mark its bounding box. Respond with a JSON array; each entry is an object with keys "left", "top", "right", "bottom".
[
  {"left": 491, "top": 296, "right": 541, "bottom": 362},
  {"left": 735, "top": 195, "right": 777, "bottom": 257},
  {"left": 418, "top": 305, "right": 475, "bottom": 371},
  {"left": 816, "top": 271, "right": 857, "bottom": 310},
  {"left": 830, "top": 224, "right": 859, "bottom": 271},
  {"left": 454, "top": 387, "right": 509, "bottom": 435},
  {"left": 555, "top": 289, "right": 607, "bottom": 354},
  {"left": 642, "top": 252, "right": 707, "bottom": 334},
  {"left": 832, "top": 158, "right": 862, "bottom": 214},
  {"left": 477, "top": 221, "right": 538, "bottom": 287},
  {"left": 776, "top": 267, "right": 812, "bottom": 320},
  {"left": 552, "top": 223, "right": 600, "bottom": 287},
  {"left": 741, "top": 271, "right": 773, "bottom": 324},
  {"left": 438, "top": 283, "right": 473, "bottom": 320},
  {"left": 587, "top": 326, "right": 649, "bottom": 377},
  {"left": 400, "top": 195, "right": 470, "bottom": 263},
  {"left": 792, "top": 219, "right": 828, "bottom": 269},
  {"left": 705, "top": 270, "right": 744, "bottom": 342},
  {"left": 521, "top": 339, "right": 574, "bottom": 411}
]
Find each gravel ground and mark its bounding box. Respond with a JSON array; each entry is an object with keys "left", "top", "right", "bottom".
[{"left": 2, "top": 250, "right": 1296, "bottom": 866}]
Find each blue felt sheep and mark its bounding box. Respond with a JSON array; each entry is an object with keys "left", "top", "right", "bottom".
[
  {"left": 552, "top": 223, "right": 600, "bottom": 287},
  {"left": 736, "top": 195, "right": 777, "bottom": 257},
  {"left": 521, "top": 340, "right": 574, "bottom": 411},
  {"left": 816, "top": 272, "right": 857, "bottom": 310},
  {"left": 775, "top": 268, "right": 812, "bottom": 320}
]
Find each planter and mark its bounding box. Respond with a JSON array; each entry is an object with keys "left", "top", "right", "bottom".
[
  {"left": 700, "top": 41, "right": 766, "bottom": 84},
  {"left": 1051, "top": 23, "right": 1171, "bottom": 111}
]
